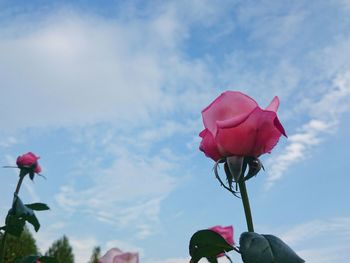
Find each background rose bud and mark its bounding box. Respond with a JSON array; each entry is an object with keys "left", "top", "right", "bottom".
[
  {"left": 99, "top": 248, "right": 139, "bottom": 263},
  {"left": 16, "top": 152, "right": 41, "bottom": 173},
  {"left": 200, "top": 91, "right": 286, "bottom": 161},
  {"left": 208, "top": 225, "right": 234, "bottom": 257}
]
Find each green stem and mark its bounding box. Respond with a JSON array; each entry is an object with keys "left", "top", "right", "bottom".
[
  {"left": 238, "top": 180, "right": 254, "bottom": 232},
  {"left": 0, "top": 174, "right": 25, "bottom": 263}
]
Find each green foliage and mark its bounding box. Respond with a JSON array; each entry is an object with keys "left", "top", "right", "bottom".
[
  {"left": 239, "top": 232, "right": 305, "bottom": 263},
  {"left": 189, "top": 230, "right": 233, "bottom": 263},
  {"left": 12, "top": 195, "right": 40, "bottom": 232},
  {"left": 24, "top": 203, "right": 50, "bottom": 212},
  {"left": 0, "top": 227, "right": 38, "bottom": 263},
  {"left": 45, "top": 236, "right": 74, "bottom": 263},
  {"left": 17, "top": 255, "right": 58, "bottom": 263},
  {"left": 88, "top": 246, "right": 101, "bottom": 263},
  {"left": 5, "top": 195, "right": 48, "bottom": 238}
]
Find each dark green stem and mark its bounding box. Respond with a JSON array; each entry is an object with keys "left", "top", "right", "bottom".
[
  {"left": 238, "top": 180, "right": 254, "bottom": 232},
  {"left": 0, "top": 174, "right": 25, "bottom": 263}
]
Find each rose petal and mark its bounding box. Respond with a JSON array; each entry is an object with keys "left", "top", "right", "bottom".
[
  {"left": 216, "top": 111, "right": 253, "bottom": 132},
  {"left": 216, "top": 107, "right": 285, "bottom": 157},
  {"left": 265, "top": 96, "right": 280, "bottom": 112},
  {"left": 274, "top": 116, "right": 287, "bottom": 137},
  {"left": 209, "top": 225, "right": 234, "bottom": 245},
  {"left": 16, "top": 152, "right": 40, "bottom": 167},
  {"left": 34, "top": 164, "right": 42, "bottom": 174},
  {"left": 99, "top": 248, "right": 139, "bottom": 263},
  {"left": 199, "top": 129, "right": 222, "bottom": 161},
  {"left": 113, "top": 253, "right": 139, "bottom": 263},
  {"left": 202, "top": 91, "right": 258, "bottom": 136}
]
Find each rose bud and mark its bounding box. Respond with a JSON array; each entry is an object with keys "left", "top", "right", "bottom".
[{"left": 16, "top": 152, "right": 41, "bottom": 179}]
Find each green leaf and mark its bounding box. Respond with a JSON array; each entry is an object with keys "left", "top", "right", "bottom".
[
  {"left": 26, "top": 214, "right": 40, "bottom": 232},
  {"left": 5, "top": 212, "right": 25, "bottom": 237},
  {"left": 239, "top": 232, "right": 305, "bottom": 263},
  {"left": 12, "top": 195, "right": 41, "bottom": 232},
  {"left": 13, "top": 195, "right": 32, "bottom": 216},
  {"left": 239, "top": 232, "right": 273, "bottom": 263},
  {"left": 16, "top": 255, "right": 38, "bottom": 263},
  {"left": 189, "top": 229, "right": 233, "bottom": 263},
  {"left": 25, "top": 203, "right": 50, "bottom": 211},
  {"left": 263, "top": 234, "right": 305, "bottom": 263}
]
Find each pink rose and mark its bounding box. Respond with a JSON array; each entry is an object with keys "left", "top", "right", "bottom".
[
  {"left": 209, "top": 225, "right": 234, "bottom": 257},
  {"left": 16, "top": 152, "right": 41, "bottom": 173},
  {"left": 99, "top": 248, "right": 139, "bottom": 263},
  {"left": 200, "top": 91, "right": 286, "bottom": 161}
]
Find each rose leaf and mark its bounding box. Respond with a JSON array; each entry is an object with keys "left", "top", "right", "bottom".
[{"left": 189, "top": 229, "right": 233, "bottom": 263}]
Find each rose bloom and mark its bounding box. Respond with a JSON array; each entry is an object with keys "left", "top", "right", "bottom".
[
  {"left": 209, "top": 225, "right": 234, "bottom": 257},
  {"left": 99, "top": 248, "right": 139, "bottom": 263},
  {"left": 16, "top": 152, "right": 41, "bottom": 173},
  {"left": 200, "top": 91, "right": 286, "bottom": 161}
]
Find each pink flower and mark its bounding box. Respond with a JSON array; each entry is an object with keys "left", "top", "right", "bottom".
[
  {"left": 209, "top": 225, "right": 234, "bottom": 257},
  {"left": 99, "top": 248, "right": 139, "bottom": 263},
  {"left": 200, "top": 91, "right": 286, "bottom": 161},
  {"left": 16, "top": 152, "right": 41, "bottom": 173}
]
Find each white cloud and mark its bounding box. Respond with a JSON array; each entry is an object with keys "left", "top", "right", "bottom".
[
  {"left": 55, "top": 150, "right": 179, "bottom": 238},
  {"left": 237, "top": 1, "right": 306, "bottom": 48},
  {"left": 0, "top": 12, "right": 167, "bottom": 129},
  {"left": 0, "top": 136, "right": 18, "bottom": 147},
  {"left": 278, "top": 217, "right": 350, "bottom": 263},
  {"left": 297, "top": 245, "right": 350, "bottom": 263},
  {"left": 0, "top": 6, "right": 215, "bottom": 131},
  {"left": 280, "top": 217, "right": 350, "bottom": 246},
  {"left": 70, "top": 236, "right": 98, "bottom": 263},
  {"left": 265, "top": 71, "right": 350, "bottom": 189}
]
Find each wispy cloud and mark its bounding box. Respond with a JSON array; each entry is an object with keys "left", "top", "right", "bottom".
[
  {"left": 279, "top": 217, "right": 350, "bottom": 263},
  {"left": 0, "top": 136, "right": 18, "bottom": 148},
  {"left": 55, "top": 149, "right": 179, "bottom": 238},
  {"left": 265, "top": 71, "right": 350, "bottom": 189},
  {"left": 280, "top": 217, "right": 350, "bottom": 246},
  {"left": 0, "top": 1, "right": 227, "bottom": 132}
]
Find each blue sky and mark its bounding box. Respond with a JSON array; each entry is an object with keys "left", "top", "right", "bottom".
[{"left": 0, "top": 0, "right": 350, "bottom": 262}]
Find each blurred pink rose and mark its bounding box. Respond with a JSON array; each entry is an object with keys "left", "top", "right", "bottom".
[
  {"left": 200, "top": 91, "right": 286, "bottom": 161},
  {"left": 16, "top": 152, "right": 41, "bottom": 173},
  {"left": 209, "top": 225, "right": 234, "bottom": 258},
  {"left": 99, "top": 248, "right": 139, "bottom": 263}
]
